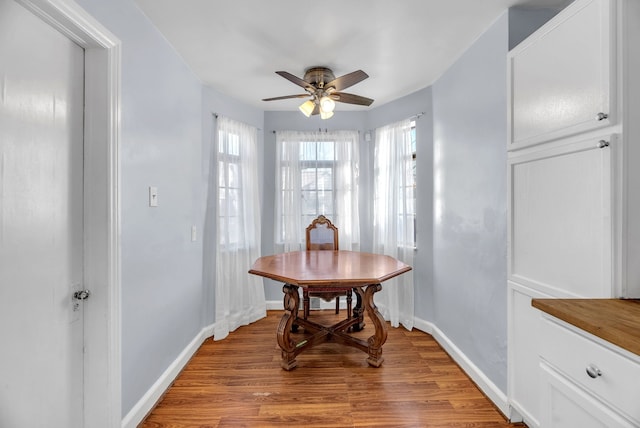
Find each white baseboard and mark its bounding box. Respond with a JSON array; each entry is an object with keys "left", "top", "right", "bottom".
[
  {"left": 121, "top": 323, "right": 216, "bottom": 428},
  {"left": 416, "top": 317, "right": 509, "bottom": 418},
  {"left": 412, "top": 315, "right": 434, "bottom": 335},
  {"left": 266, "top": 299, "right": 282, "bottom": 310}
]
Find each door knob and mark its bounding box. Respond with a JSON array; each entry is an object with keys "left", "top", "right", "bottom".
[{"left": 73, "top": 290, "right": 91, "bottom": 300}]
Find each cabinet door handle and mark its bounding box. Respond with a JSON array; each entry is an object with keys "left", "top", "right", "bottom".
[
  {"left": 596, "top": 112, "right": 609, "bottom": 121},
  {"left": 598, "top": 140, "right": 610, "bottom": 148},
  {"left": 586, "top": 365, "right": 602, "bottom": 378}
]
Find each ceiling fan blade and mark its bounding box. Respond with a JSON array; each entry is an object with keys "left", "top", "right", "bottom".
[
  {"left": 325, "top": 70, "right": 369, "bottom": 91},
  {"left": 333, "top": 92, "right": 374, "bottom": 106},
  {"left": 262, "top": 94, "right": 309, "bottom": 101},
  {"left": 275, "top": 71, "right": 314, "bottom": 90}
]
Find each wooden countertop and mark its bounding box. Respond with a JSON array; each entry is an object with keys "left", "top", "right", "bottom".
[{"left": 532, "top": 298, "right": 640, "bottom": 357}]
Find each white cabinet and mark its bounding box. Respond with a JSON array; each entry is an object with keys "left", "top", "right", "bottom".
[
  {"left": 508, "top": 134, "right": 614, "bottom": 298},
  {"left": 507, "top": 282, "right": 553, "bottom": 427},
  {"left": 540, "top": 363, "right": 637, "bottom": 428},
  {"left": 507, "top": 0, "right": 640, "bottom": 425},
  {"left": 539, "top": 315, "right": 640, "bottom": 427},
  {"left": 508, "top": 0, "right": 614, "bottom": 150}
]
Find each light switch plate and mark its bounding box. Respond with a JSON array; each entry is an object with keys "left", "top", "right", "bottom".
[{"left": 149, "top": 186, "right": 158, "bottom": 207}]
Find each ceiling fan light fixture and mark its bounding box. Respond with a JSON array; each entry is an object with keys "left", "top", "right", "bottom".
[
  {"left": 298, "top": 100, "right": 315, "bottom": 117},
  {"left": 320, "top": 109, "right": 334, "bottom": 120},
  {"left": 319, "top": 96, "right": 335, "bottom": 113},
  {"left": 265, "top": 67, "right": 372, "bottom": 119}
]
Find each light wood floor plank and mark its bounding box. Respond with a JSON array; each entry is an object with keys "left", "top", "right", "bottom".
[{"left": 140, "top": 311, "right": 524, "bottom": 428}]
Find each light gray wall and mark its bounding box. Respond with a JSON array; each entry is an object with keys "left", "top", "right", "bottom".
[
  {"left": 508, "top": 7, "right": 563, "bottom": 50},
  {"left": 75, "top": 0, "right": 267, "bottom": 415},
  {"left": 430, "top": 8, "right": 556, "bottom": 393},
  {"left": 432, "top": 11, "right": 510, "bottom": 392}
]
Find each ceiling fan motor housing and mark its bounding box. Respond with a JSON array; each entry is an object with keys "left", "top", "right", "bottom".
[{"left": 304, "top": 67, "right": 336, "bottom": 89}]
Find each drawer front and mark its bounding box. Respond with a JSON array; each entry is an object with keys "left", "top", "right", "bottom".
[
  {"left": 540, "top": 315, "right": 640, "bottom": 424},
  {"left": 540, "top": 363, "right": 637, "bottom": 428}
]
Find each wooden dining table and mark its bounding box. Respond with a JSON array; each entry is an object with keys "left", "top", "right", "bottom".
[{"left": 249, "top": 250, "right": 412, "bottom": 370}]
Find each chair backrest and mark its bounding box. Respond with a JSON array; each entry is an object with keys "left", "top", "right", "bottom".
[{"left": 306, "top": 215, "right": 339, "bottom": 251}]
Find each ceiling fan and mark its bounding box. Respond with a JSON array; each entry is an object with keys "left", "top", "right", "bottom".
[{"left": 262, "top": 67, "right": 374, "bottom": 119}]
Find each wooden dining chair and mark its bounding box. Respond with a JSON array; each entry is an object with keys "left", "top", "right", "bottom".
[{"left": 303, "top": 215, "right": 353, "bottom": 320}]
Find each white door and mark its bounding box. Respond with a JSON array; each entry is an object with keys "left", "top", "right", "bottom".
[{"left": 0, "top": 0, "right": 86, "bottom": 426}]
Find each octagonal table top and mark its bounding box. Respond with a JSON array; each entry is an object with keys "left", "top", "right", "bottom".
[{"left": 249, "top": 250, "right": 412, "bottom": 287}]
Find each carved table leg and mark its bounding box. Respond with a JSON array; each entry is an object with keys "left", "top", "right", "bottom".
[
  {"left": 277, "top": 284, "right": 300, "bottom": 370},
  {"left": 303, "top": 288, "right": 310, "bottom": 320},
  {"left": 350, "top": 287, "right": 366, "bottom": 332},
  {"left": 363, "top": 283, "right": 387, "bottom": 367}
]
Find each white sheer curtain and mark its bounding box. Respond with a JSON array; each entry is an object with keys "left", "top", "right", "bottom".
[
  {"left": 275, "top": 130, "right": 360, "bottom": 252},
  {"left": 275, "top": 131, "right": 304, "bottom": 252},
  {"left": 212, "top": 116, "right": 265, "bottom": 341},
  {"left": 373, "top": 119, "right": 415, "bottom": 330}
]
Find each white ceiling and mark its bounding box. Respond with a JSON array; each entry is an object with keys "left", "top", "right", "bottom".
[{"left": 135, "top": 0, "right": 571, "bottom": 112}]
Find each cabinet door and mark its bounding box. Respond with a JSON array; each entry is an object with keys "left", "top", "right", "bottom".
[
  {"left": 508, "top": 0, "right": 614, "bottom": 149},
  {"left": 508, "top": 282, "right": 553, "bottom": 428},
  {"left": 508, "top": 136, "right": 614, "bottom": 297},
  {"left": 540, "top": 363, "right": 637, "bottom": 428}
]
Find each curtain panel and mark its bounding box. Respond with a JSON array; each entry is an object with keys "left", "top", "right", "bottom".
[
  {"left": 212, "top": 116, "right": 266, "bottom": 340},
  {"left": 373, "top": 119, "right": 415, "bottom": 330}
]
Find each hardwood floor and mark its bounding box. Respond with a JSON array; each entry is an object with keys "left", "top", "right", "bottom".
[{"left": 141, "top": 311, "right": 524, "bottom": 427}]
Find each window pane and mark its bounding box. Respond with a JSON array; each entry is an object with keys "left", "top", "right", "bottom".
[
  {"left": 301, "top": 168, "right": 317, "bottom": 190},
  {"left": 316, "top": 167, "right": 332, "bottom": 191},
  {"left": 301, "top": 190, "right": 317, "bottom": 215},
  {"left": 218, "top": 188, "right": 226, "bottom": 215},
  {"left": 300, "top": 141, "right": 316, "bottom": 161},
  {"left": 218, "top": 161, "right": 226, "bottom": 186},
  {"left": 219, "top": 188, "right": 240, "bottom": 217},
  {"left": 405, "top": 187, "right": 415, "bottom": 213},
  {"left": 410, "top": 125, "right": 416, "bottom": 153},
  {"left": 229, "top": 134, "right": 240, "bottom": 156},
  {"left": 302, "top": 214, "right": 316, "bottom": 229},
  {"left": 227, "top": 188, "right": 239, "bottom": 217},
  {"left": 318, "top": 190, "right": 333, "bottom": 215},
  {"left": 317, "top": 141, "right": 334, "bottom": 161},
  {"left": 227, "top": 216, "right": 240, "bottom": 245},
  {"left": 228, "top": 163, "right": 239, "bottom": 188}
]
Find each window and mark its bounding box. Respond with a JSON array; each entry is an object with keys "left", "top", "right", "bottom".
[
  {"left": 299, "top": 140, "right": 335, "bottom": 227},
  {"left": 216, "top": 116, "right": 260, "bottom": 252},
  {"left": 408, "top": 120, "right": 417, "bottom": 247},
  {"left": 373, "top": 119, "right": 416, "bottom": 249},
  {"left": 275, "top": 130, "right": 360, "bottom": 251},
  {"left": 218, "top": 130, "right": 241, "bottom": 248}
]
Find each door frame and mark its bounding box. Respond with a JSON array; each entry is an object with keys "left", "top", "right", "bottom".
[{"left": 16, "top": 0, "right": 122, "bottom": 426}]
